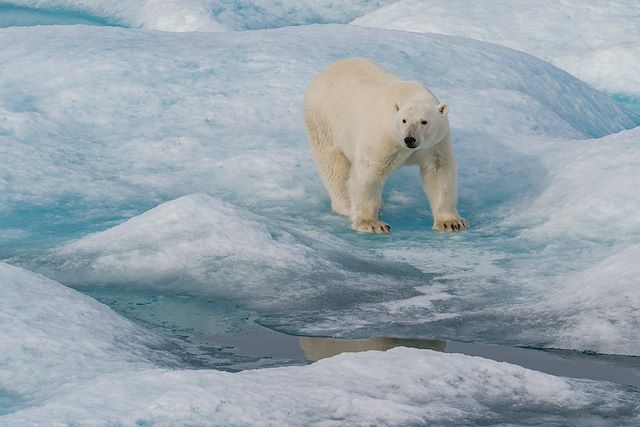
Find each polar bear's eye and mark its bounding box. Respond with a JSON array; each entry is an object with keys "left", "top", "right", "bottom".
[
  {"left": 421, "top": 120, "right": 428, "bottom": 125},
  {"left": 402, "top": 119, "right": 406, "bottom": 123}
]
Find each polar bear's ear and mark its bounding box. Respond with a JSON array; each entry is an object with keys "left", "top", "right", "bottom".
[
  {"left": 437, "top": 103, "right": 449, "bottom": 116},
  {"left": 395, "top": 103, "right": 400, "bottom": 112}
]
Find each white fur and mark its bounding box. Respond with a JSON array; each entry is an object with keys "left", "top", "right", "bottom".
[{"left": 304, "top": 58, "right": 467, "bottom": 233}]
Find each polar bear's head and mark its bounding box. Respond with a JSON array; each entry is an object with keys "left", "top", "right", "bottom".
[{"left": 394, "top": 98, "right": 449, "bottom": 150}]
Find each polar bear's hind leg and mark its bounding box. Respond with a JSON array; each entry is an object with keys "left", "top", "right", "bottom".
[{"left": 305, "top": 113, "right": 351, "bottom": 217}]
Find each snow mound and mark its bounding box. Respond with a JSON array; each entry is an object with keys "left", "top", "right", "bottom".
[
  {"left": 353, "top": 0, "right": 640, "bottom": 97},
  {"left": 6, "top": 350, "right": 638, "bottom": 425},
  {"left": 53, "top": 194, "right": 314, "bottom": 286},
  {"left": 47, "top": 194, "right": 426, "bottom": 320},
  {"left": 522, "top": 244, "right": 640, "bottom": 356},
  {"left": 0, "top": 262, "right": 174, "bottom": 399},
  {"left": 511, "top": 127, "right": 640, "bottom": 245}
]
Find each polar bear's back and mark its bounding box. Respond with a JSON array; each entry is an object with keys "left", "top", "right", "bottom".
[
  {"left": 304, "top": 58, "right": 399, "bottom": 113},
  {"left": 313, "top": 57, "right": 399, "bottom": 88},
  {"left": 304, "top": 58, "right": 402, "bottom": 156}
]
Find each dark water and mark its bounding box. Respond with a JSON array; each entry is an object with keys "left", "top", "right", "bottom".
[{"left": 81, "top": 286, "right": 640, "bottom": 388}]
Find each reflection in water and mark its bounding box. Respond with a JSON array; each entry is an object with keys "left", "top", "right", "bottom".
[
  {"left": 72, "top": 286, "right": 640, "bottom": 387},
  {"left": 298, "top": 336, "right": 446, "bottom": 362}
]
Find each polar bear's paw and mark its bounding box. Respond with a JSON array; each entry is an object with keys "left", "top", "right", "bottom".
[
  {"left": 352, "top": 219, "right": 391, "bottom": 234},
  {"left": 433, "top": 217, "right": 469, "bottom": 232}
]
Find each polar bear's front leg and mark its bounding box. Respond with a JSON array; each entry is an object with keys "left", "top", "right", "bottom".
[
  {"left": 348, "top": 165, "right": 391, "bottom": 233},
  {"left": 420, "top": 134, "right": 468, "bottom": 232}
]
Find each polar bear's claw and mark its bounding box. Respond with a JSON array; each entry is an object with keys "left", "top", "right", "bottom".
[
  {"left": 353, "top": 219, "right": 391, "bottom": 234},
  {"left": 433, "top": 217, "right": 469, "bottom": 232}
]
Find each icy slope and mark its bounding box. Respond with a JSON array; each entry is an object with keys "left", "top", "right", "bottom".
[
  {"left": 0, "top": 262, "right": 174, "bottom": 399},
  {"left": 1, "top": 264, "right": 638, "bottom": 425},
  {"left": 205, "top": 0, "right": 397, "bottom": 31},
  {"left": 521, "top": 244, "right": 640, "bottom": 355},
  {"left": 3, "top": 0, "right": 226, "bottom": 31},
  {"left": 353, "top": 0, "right": 640, "bottom": 97},
  {"left": 2, "top": 0, "right": 396, "bottom": 31},
  {"left": 0, "top": 24, "right": 633, "bottom": 219}
]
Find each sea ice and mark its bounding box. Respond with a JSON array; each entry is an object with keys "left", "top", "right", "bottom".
[
  {"left": 0, "top": 262, "right": 174, "bottom": 399},
  {"left": 2, "top": 0, "right": 397, "bottom": 31},
  {"left": 1, "top": 265, "right": 638, "bottom": 425},
  {"left": 5, "top": 348, "right": 638, "bottom": 426},
  {"left": 1, "top": 2, "right": 639, "bottom": 424},
  {"left": 2, "top": 0, "right": 226, "bottom": 31},
  {"left": 2, "top": 23, "right": 636, "bottom": 355},
  {"left": 353, "top": 0, "right": 640, "bottom": 98}
]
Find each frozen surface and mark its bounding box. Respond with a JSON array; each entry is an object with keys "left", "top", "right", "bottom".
[
  {"left": 353, "top": 0, "right": 640, "bottom": 98},
  {"left": 206, "top": 0, "right": 397, "bottom": 31},
  {"left": 2, "top": 0, "right": 226, "bottom": 31},
  {"left": 0, "top": 262, "right": 174, "bottom": 399},
  {"left": 6, "top": 350, "right": 640, "bottom": 426},
  {"left": 49, "top": 193, "right": 422, "bottom": 311},
  {"left": 5, "top": 350, "right": 638, "bottom": 425},
  {"left": 0, "top": 3, "right": 114, "bottom": 27},
  {"left": 1, "top": 265, "right": 638, "bottom": 425},
  {"left": 2, "top": 5, "right": 640, "bottom": 424},
  {"left": 0, "top": 24, "right": 633, "bottom": 225},
  {"left": 1, "top": 0, "right": 395, "bottom": 31},
  {"left": 522, "top": 244, "right": 640, "bottom": 356},
  {"left": 1, "top": 24, "right": 637, "bottom": 356}
]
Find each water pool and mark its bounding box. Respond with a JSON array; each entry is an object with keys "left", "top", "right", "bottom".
[{"left": 81, "top": 285, "right": 640, "bottom": 387}]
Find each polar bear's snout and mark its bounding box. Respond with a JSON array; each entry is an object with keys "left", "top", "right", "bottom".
[{"left": 404, "top": 136, "right": 418, "bottom": 148}]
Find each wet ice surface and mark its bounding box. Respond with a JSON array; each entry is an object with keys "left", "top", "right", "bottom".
[
  {"left": 2, "top": 262, "right": 639, "bottom": 425},
  {"left": 1, "top": 1, "right": 640, "bottom": 425},
  {"left": 77, "top": 284, "right": 640, "bottom": 389}
]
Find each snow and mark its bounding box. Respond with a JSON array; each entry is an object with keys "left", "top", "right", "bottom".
[
  {"left": 521, "top": 244, "right": 640, "bottom": 355},
  {"left": 207, "top": 0, "right": 397, "bottom": 31},
  {"left": 1, "top": 23, "right": 636, "bottom": 356},
  {"left": 6, "top": 352, "right": 638, "bottom": 426},
  {"left": 0, "top": 3, "right": 113, "bottom": 27},
  {"left": 0, "top": 262, "right": 174, "bottom": 399},
  {"left": 1, "top": 1, "right": 640, "bottom": 424},
  {"left": 1, "top": 0, "right": 396, "bottom": 31},
  {"left": 0, "top": 24, "right": 632, "bottom": 221},
  {"left": 3, "top": 0, "right": 226, "bottom": 31},
  {"left": 353, "top": 0, "right": 640, "bottom": 98},
  {"left": 1, "top": 265, "right": 638, "bottom": 424},
  {"left": 52, "top": 194, "right": 316, "bottom": 288},
  {"left": 46, "top": 193, "right": 427, "bottom": 324}
]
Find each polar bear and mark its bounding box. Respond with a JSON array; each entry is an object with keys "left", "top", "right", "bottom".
[{"left": 303, "top": 57, "right": 468, "bottom": 233}]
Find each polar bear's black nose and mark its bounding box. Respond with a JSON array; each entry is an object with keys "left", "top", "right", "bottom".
[{"left": 404, "top": 136, "right": 417, "bottom": 148}]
